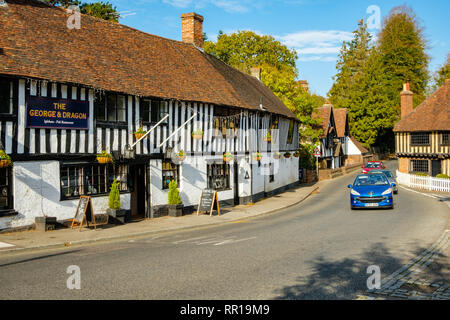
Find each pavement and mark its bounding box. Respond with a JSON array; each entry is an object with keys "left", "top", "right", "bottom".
[{"left": 0, "top": 182, "right": 319, "bottom": 254}]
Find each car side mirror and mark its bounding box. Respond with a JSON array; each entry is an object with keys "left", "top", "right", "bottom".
[
  {"left": 391, "top": 183, "right": 396, "bottom": 187},
  {"left": 348, "top": 184, "right": 352, "bottom": 189}
]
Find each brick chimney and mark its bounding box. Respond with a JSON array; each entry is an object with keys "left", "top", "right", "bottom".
[
  {"left": 181, "top": 13, "right": 204, "bottom": 48},
  {"left": 400, "top": 82, "right": 413, "bottom": 119},
  {"left": 250, "top": 67, "right": 261, "bottom": 81}
]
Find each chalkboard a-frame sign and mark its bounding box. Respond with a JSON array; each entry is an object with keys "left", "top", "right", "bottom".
[
  {"left": 197, "top": 189, "right": 221, "bottom": 216},
  {"left": 71, "top": 196, "right": 97, "bottom": 231}
]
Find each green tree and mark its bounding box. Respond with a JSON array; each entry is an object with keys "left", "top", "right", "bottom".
[
  {"left": 204, "top": 30, "right": 324, "bottom": 143},
  {"left": 168, "top": 180, "right": 182, "bottom": 205},
  {"left": 432, "top": 54, "right": 450, "bottom": 89},
  {"left": 329, "top": 19, "right": 372, "bottom": 112},
  {"left": 80, "top": 2, "right": 120, "bottom": 22},
  {"left": 108, "top": 179, "right": 121, "bottom": 210},
  {"left": 377, "top": 6, "right": 429, "bottom": 107},
  {"left": 41, "top": 0, "right": 120, "bottom": 22}
]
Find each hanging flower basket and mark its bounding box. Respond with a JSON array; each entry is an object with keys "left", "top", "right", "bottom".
[
  {"left": 284, "top": 152, "right": 291, "bottom": 159},
  {"left": 0, "top": 150, "right": 11, "bottom": 168},
  {"left": 272, "top": 152, "right": 281, "bottom": 160},
  {"left": 293, "top": 150, "right": 301, "bottom": 158},
  {"left": 174, "top": 150, "right": 186, "bottom": 162},
  {"left": 264, "top": 132, "right": 272, "bottom": 143},
  {"left": 253, "top": 152, "right": 263, "bottom": 161},
  {"left": 96, "top": 150, "right": 113, "bottom": 164},
  {"left": 192, "top": 129, "right": 204, "bottom": 140},
  {"left": 223, "top": 152, "right": 233, "bottom": 162},
  {"left": 134, "top": 127, "right": 146, "bottom": 140}
]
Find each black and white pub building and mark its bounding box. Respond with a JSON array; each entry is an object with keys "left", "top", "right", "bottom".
[{"left": 0, "top": 0, "right": 300, "bottom": 230}]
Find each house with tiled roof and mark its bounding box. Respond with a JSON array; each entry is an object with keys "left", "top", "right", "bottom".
[
  {"left": 394, "top": 80, "right": 450, "bottom": 176},
  {"left": 0, "top": 0, "right": 300, "bottom": 230},
  {"left": 312, "top": 104, "right": 339, "bottom": 169}
]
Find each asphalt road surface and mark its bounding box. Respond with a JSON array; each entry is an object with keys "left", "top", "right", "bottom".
[{"left": 0, "top": 161, "right": 448, "bottom": 299}]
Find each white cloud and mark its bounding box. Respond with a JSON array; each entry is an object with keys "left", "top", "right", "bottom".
[{"left": 277, "top": 30, "right": 353, "bottom": 63}]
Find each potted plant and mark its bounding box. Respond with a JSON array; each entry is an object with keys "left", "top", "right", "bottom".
[
  {"left": 284, "top": 152, "right": 291, "bottom": 159},
  {"left": 134, "top": 127, "right": 146, "bottom": 140},
  {"left": 223, "top": 152, "right": 233, "bottom": 162},
  {"left": 253, "top": 152, "right": 262, "bottom": 161},
  {"left": 293, "top": 150, "right": 301, "bottom": 158},
  {"left": 192, "top": 128, "right": 204, "bottom": 140},
  {"left": 0, "top": 150, "right": 12, "bottom": 168},
  {"left": 168, "top": 180, "right": 183, "bottom": 217},
  {"left": 96, "top": 150, "right": 113, "bottom": 164},
  {"left": 106, "top": 179, "right": 127, "bottom": 223},
  {"left": 264, "top": 131, "right": 272, "bottom": 143},
  {"left": 272, "top": 152, "right": 281, "bottom": 160}
]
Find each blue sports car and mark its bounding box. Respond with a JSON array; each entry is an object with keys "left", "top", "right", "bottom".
[{"left": 348, "top": 173, "right": 395, "bottom": 209}]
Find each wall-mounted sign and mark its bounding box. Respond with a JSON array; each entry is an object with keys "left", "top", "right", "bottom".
[{"left": 26, "top": 96, "right": 89, "bottom": 130}]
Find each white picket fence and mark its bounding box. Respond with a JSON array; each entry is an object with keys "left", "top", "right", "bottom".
[{"left": 396, "top": 170, "right": 450, "bottom": 193}]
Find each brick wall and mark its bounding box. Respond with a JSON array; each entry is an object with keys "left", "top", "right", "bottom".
[{"left": 398, "top": 157, "right": 409, "bottom": 173}]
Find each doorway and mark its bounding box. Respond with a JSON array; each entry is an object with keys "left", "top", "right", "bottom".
[
  {"left": 432, "top": 160, "right": 441, "bottom": 177},
  {"left": 233, "top": 161, "right": 239, "bottom": 205},
  {"left": 130, "top": 164, "right": 147, "bottom": 219}
]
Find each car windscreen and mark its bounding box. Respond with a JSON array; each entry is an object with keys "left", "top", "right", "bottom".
[
  {"left": 354, "top": 175, "right": 389, "bottom": 186},
  {"left": 365, "top": 162, "right": 381, "bottom": 168},
  {"left": 371, "top": 170, "right": 393, "bottom": 178}
]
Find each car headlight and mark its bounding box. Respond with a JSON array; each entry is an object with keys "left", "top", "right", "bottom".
[
  {"left": 381, "top": 188, "right": 392, "bottom": 195},
  {"left": 351, "top": 189, "right": 360, "bottom": 196}
]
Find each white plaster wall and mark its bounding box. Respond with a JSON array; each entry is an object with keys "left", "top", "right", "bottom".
[
  {"left": 347, "top": 137, "right": 362, "bottom": 155},
  {"left": 262, "top": 156, "right": 299, "bottom": 193},
  {"left": 150, "top": 156, "right": 235, "bottom": 208},
  {"left": 0, "top": 161, "right": 130, "bottom": 230}
]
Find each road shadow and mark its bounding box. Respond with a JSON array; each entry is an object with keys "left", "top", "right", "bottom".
[{"left": 272, "top": 240, "right": 448, "bottom": 300}]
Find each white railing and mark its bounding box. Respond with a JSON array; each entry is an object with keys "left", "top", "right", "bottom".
[{"left": 396, "top": 170, "right": 450, "bottom": 193}]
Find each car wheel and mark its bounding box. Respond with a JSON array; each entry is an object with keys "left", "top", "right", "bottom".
[{"left": 394, "top": 191, "right": 398, "bottom": 194}]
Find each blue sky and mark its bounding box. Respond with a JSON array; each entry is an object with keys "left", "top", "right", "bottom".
[{"left": 107, "top": 0, "right": 449, "bottom": 97}]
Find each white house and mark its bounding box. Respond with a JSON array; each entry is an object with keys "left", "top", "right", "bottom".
[{"left": 0, "top": 1, "right": 300, "bottom": 230}]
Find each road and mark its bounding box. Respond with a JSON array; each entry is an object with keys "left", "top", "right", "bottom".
[{"left": 0, "top": 161, "right": 448, "bottom": 299}]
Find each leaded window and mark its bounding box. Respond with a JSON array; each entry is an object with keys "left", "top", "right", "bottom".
[
  {"left": 410, "top": 132, "right": 430, "bottom": 146},
  {"left": 162, "top": 161, "right": 179, "bottom": 190},
  {"left": 0, "top": 168, "right": 13, "bottom": 210},
  {"left": 60, "top": 163, "right": 129, "bottom": 200},
  {"left": 207, "top": 163, "right": 230, "bottom": 191},
  {"left": 410, "top": 160, "right": 429, "bottom": 173}
]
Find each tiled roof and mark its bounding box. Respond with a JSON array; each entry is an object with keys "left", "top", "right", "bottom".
[
  {"left": 394, "top": 80, "right": 449, "bottom": 132},
  {"left": 333, "top": 108, "right": 348, "bottom": 138},
  {"left": 0, "top": 0, "right": 296, "bottom": 119},
  {"left": 312, "top": 105, "right": 333, "bottom": 138}
]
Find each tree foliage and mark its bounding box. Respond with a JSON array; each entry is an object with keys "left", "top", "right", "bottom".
[
  {"left": 432, "top": 54, "right": 450, "bottom": 89},
  {"left": 108, "top": 179, "right": 121, "bottom": 210},
  {"left": 41, "top": 0, "right": 120, "bottom": 22},
  {"left": 168, "top": 180, "right": 182, "bottom": 205},
  {"left": 328, "top": 6, "right": 429, "bottom": 150},
  {"left": 204, "top": 31, "right": 324, "bottom": 143}
]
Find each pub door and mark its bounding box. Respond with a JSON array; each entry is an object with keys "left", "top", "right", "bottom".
[
  {"left": 233, "top": 162, "right": 239, "bottom": 205},
  {"left": 130, "top": 164, "right": 147, "bottom": 219}
]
